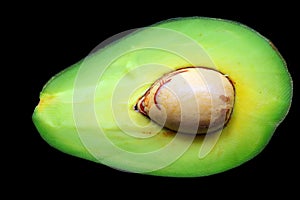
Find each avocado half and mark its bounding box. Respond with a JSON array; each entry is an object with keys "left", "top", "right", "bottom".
[{"left": 32, "top": 17, "right": 292, "bottom": 177}]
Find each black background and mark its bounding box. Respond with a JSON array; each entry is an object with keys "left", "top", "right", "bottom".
[{"left": 8, "top": 2, "right": 299, "bottom": 197}]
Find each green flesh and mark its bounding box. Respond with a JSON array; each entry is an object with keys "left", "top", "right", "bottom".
[{"left": 33, "top": 17, "right": 292, "bottom": 177}]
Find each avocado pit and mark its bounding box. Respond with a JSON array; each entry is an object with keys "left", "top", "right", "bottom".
[{"left": 135, "top": 67, "right": 235, "bottom": 134}]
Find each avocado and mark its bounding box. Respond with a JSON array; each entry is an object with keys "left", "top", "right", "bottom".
[{"left": 32, "top": 17, "right": 292, "bottom": 177}]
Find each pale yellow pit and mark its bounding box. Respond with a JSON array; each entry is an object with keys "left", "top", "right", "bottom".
[{"left": 135, "top": 67, "right": 235, "bottom": 134}]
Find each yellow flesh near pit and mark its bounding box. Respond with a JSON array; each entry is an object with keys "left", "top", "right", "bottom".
[{"left": 33, "top": 17, "right": 292, "bottom": 177}]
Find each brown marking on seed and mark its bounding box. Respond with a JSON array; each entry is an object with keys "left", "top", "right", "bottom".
[
  {"left": 221, "top": 108, "right": 232, "bottom": 127},
  {"left": 153, "top": 68, "right": 190, "bottom": 110},
  {"left": 136, "top": 96, "right": 147, "bottom": 115},
  {"left": 219, "top": 95, "right": 230, "bottom": 102},
  {"left": 225, "top": 109, "right": 231, "bottom": 119},
  {"left": 139, "top": 101, "right": 146, "bottom": 115},
  {"left": 144, "top": 88, "right": 151, "bottom": 98},
  {"left": 154, "top": 79, "right": 171, "bottom": 110},
  {"left": 221, "top": 108, "right": 229, "bottom": 116},
  {"left": 169, "top": 69, "right": 189, "bottom": 76},
  {"left": 135, "top": 87, "right": 153, "bottom": 115}
]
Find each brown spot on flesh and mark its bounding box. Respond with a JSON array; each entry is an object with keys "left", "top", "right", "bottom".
[
  {"left": 269, "top": 41, "right": 278, "bottom": 51},
  {"left": 142, "top": 131, "right": 153, "bottom": 134}
]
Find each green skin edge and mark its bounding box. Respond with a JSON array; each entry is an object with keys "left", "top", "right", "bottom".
[{"left": 32, "top": 17, "right": 293, "bottom": 177}]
